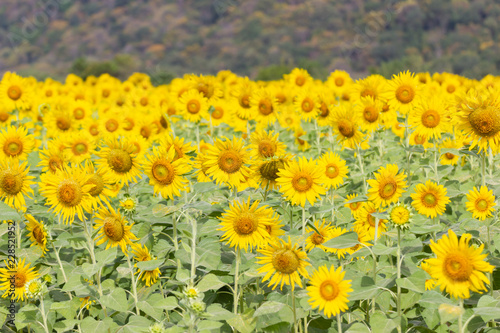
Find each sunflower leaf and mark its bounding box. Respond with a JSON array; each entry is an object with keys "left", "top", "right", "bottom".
[
  {"left": 322, "top": 231, "right": 358, "bottom": 249},
  {"left": 0, "top": 201, "right": 20, "bottom": 220},
  {"left": 136, "top": 259, "right": 163, "bottom": 271}
]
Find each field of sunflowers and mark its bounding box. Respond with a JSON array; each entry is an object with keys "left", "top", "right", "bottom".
[{"left": 0, "top": 69, "right": 499, "bottom": 333}]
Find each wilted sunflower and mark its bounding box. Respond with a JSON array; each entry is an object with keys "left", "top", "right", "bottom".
[
  {"left": 318, "top": 152, "right": 349, "bottom": 190},
  {"left": 465, "top": 186, "right": 496, "bottom": 221},
  {"left": 366, "top": 164, "right": 407, "bottom": 207},
  {"left": 257, "top": 237, "right": 310, "bottom": 290},
  {"left": 307, "top": 265, "right": 353, "bottom": 318},
  {"left": 382, "top": 71, "right": 420, "bottom": 115},
  {"left": 0, "top": 258, "right": 39, "bottom": 301},
  {"left": 0, "top": 158, "right": 35, "bottom": 211},
  {"left": 425, "top": 229, "right": 494, "bottom": 299},
  {"left": 130, "top": 243, "right": 161, "bottom": 287},
  {"left": 252, "top": 155, "right": 291, "bottom": 190},
  {"left": 39, "top": 165, "right": 94, "bottom": 224},
  {"left": 94, "top": 205, "right": 138, "bottom": 254},
  {"left": 0, "top": 125, "right": 35, "bottom": 160},
  {"left": 331, "top": 104, "right": 365, "bottom": 149},
  {"left": 411, "top": 180, "right": 450, "bottom": 218},
  {"left": 25, "top": 214, "right": 48, "bottom": 256},
  {"left": 276, "top": 157, "right": 327, "bottom": 207},
  {"left": 143, "top": 146, "right": 191, "bottom": 200},
  {"left": 249, "top": 130, "right": 286, "bottom": 160},
  {"left": 218, "top": 198, "right": 279, "bottom": 252}
]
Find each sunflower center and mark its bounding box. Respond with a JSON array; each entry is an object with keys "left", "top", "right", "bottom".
[
  {"left": 443, "top": 252, "right": 472, "bottom": 282},
  {"left": 140, "top": 125, "right": 151, "bottom": 139},
  {"left": 379, "top": 180, "right": 397, "bottom": 199},
  {"left": 414, "top": 135, "right": 426, "bottom": 145},
  {"left": 395, "top": 85, "right": 415, "bottom": 104},
  {"left": 259, "top": 160, "right": 284, "bottom": 181},
  {"left": 33, "top": 226, "right": 45, "bottom": 244},
  {"left": 105, "top": 119, "right": 119, "bottom": 132},
  {"left": 361, "top": 89, "right": 375, "bottom": 99},
  {"left": 272, "top": 249, "right": 300, "bottom": 274},
  {"left": 367, "top": 214, "right": 376, "bottom": 227},
  {"left": 423, "top": 193, "right": 437, "bottom": 207},
  {"left": 382, "top": 104, "right": 390, "bottom": 112},
  {"left": 140, "top": 97, "right": 149, "bottom": 107},
  {"left": 276, "top": 93, "right": 287, "bottom": 104},
  {"left": 295, "top": 76, "right": 306, "bottom": 86},
  {"left": 421, "top": 110, "right": 440, "bottom": 128},
  {"left": 468, "top": 105, "right": 500, "bottom": 137},
  {"left": 0, "top": 172, "right": 23, "bottom": 195},
  {"left": 319, "top": 102, "right": 329, "bottom": 117},
  {"left": 301, "top": 98, "right": 314, "bottom": 112},
  {"left": 259, "top": 99, "right": 274, "bottom": 115},
  {"left": 3, "top": 138, "right": 23, "bottom": 157},
  {"left": 123, "top": 118, "right": 135, "bottom": 130},
  {"left": 350, "top": 202, "right": 361, "bottom": 210},
  {"left": 187, "top": 100, "right": 201, "bottom": 114},
  {"left": 446, "top": 85, "right": 456, "bottom": 94},
  {"left": 391, "top": 207, "right": 410, "bottom": 225},
  {"left": 319, "top": 280, "right": 339, "bottom": 301},
  {"left": 258, "top": 140, "right": 275, "bottom": 158},
  {"left": 212, "top": 107, "right": 224, "bottom": 119},
  {"left": 107, "top": 149, "right": 133, "bottom": 173},
  {"left": 311, "top": 233, "right": 325, "bottom": 245},
  {"left": 476, "top": 199, "right": 488, "bottom": 211},
  {"left": 240, "top": 95, "right": 250, "bottom": 108},
  {"left": 73, "top": 107, "right": 85, "bottom": 120},
  {"left": 152, "top": 161, "right": 175, "bottom": 185},
  {"left": 7, "top": 85, "right": 22, "bottom": 101},
  {"left": 86, "top": 174, "right": 104, "bottom": 197},
  {"left": 57, "top": 180, "right": 83, "bottom": 207},
  {"left": 89, "top": 124, "right": 99, "bottom": 136},
  {"left": 338, "top": 119, "right": 355, "bottom": 138},
  {"left": 363, "top": 106, "right": 379, "bottom": 123},
  {"left": 103, "top": 217, "right": 124, "bottom": 242},
  {"left": 445, "top": 153, "right": 455, "bottom": 160},
  {"left": 217, "top": 150, "right": 242, "bottom": 174},
  {"left": 14, "top": 272, "right": 27, "bottom": 288},
  {"left": 0, "top": 111, "right": 9, "bottom": 122},
  {"left": 102, "top": 89, "right": 110, "bottom": 98},
  {"left": 335, "top": 77, "right": 344, "bottom": 87},
  {"left": 234, "top": 213, "right": 258, "bottom": 235},
  {"left": 73, "top": 143, "right": 88, "bottom": 155},
  {"left": 56, "top": 116, "right": 71, "bottom": 131},
  {"left": 48, "top": 156, "right": 63, "bottom": 173},
  {"left": 292, "top": 173, "right": 313, "bottom": 192},
  {"left": 325, "top": 164, "right": 339, "bottom": 179}
]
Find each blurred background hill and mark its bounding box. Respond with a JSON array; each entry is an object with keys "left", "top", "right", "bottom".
[{"left": 1, "top": 0, "right": 500, "bottom": 83}]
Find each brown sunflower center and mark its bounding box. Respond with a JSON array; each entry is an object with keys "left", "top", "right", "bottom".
[
  {"left": 57, "top": 180, "right": 83, "bottom": 207},
  {"left": 0, "top": 172, "right": 23, "bottom": 195},
  {"left": 350, "top": 202, "right": 361, "bottom": 210},
  {"left": 152, "top": 161, "right": 175, "bottom": 185},
  {"left": 89, "top": 124, "right": 99, "bottom": 136},
  {"left": 446, "top": 85, "right": 456, "bottom": 94},
  {"left": 468, "top": 105, "right": 500, "bottom": 138},
  {"left": 476, "top": 199, "right": 488, "bottom": 212},
  {"left": 0, "top": 111, "right": 9, "bottom": 122},
  {"left": 103, "top": 217, "right": 124, "bottom": 242},
  {"left": 395, "top": 85, "right": 415, "bottom": 104},
  {"left": 86, "top": 174, "right": 104, "bottom": 197},
  {"left": 325, "top": 164, "right": 339, "bottom": 179},
  {"left": 363, "top": 106, "right": 379, "bottom": 123},
  {"left": 33, "top": 226, "right": 45, "bottom": 244},
  {"left": 234, "top": 213, "right": 258, "bottom": 235},
  {"left": 295, "top": 76, "right": 306, "bottom": 87},
  {"left": 48, "top": 156, "right": 63, "bottom": 173},
  {"left": 311, "top": 233, "right": 325, "bottom": 245},
  {"left": 14, "top": 272, "right": 27, "bottom": 288},
  {"left": 56, "top": 116, "right": 71, "bottom": 131},
  {"left": 107, "top": 149, "right": 133, "bottom": 173},
  {"left": 335, "top": 77, "right": 344, "bottom": 87},
  {"left": 187, "top": 99, "right": 201, "bottom": 114},
  {"left": 212, "top": 107, "right": 224, "bottom": 119},
  {"left": 422, "top": 193, "right": 437, "bottom": 207},
  {"left": 338, "top": 119, "right": 355, "bottom": 138},
  {"left": 73, "top": 107, "right": 85, "bottom": 120},
  {"left": 443, "top": 252, "right": 472, "bottom": 282},
  {"left": 258, "top": 99, "right": 274, "bottom": 115},
  {"left": 445, "top": 152, "right": 455, "bottom": 160},
  {"left": 379, "top": 180, "right": 397, "bottom": 199},
  {"left": 272, "top": 249, "right": 300, "bottom": 274},
  {"left": 240, "top": 95, "right": 250, "bottom": 108},
  {"left": 140, "top": 125, "right": 151, "bottom": 139},
  {"left": 218, "top": 150, "right": 242, "bottom": 174},
  {"left": 259, "top": 160, "right": 285, "bottom": 181},
  {"left": 421, "top": 109, "right": 440, "bottom": 128},
  {"left": 123, "top": 118, "right": 135, "bottom": 131},
  {"left": 319, "top": 102, "right": 329, "bottom": 118},
  {"left": 367, "top": 213, "right": 376, "bottom": 227},
  {"left": 301, "top": 98, "right": 315, "bottom": 113},
  {"left": 361, "top": 89, "right": 375, "bottom": 99},
  {"left": 140, "top": 97, "right": 149, "bottom": 107},
  {"left": 414, "top": 135, "right": 426, "bottom": 145},
  {"left": 3, "top": 138, "right": 23, "bottom": 157},
  {"left": 382, "top": 104, "right": 390, "bottom": 112},
  {"left": 105, "top": 119, "right": 119, "bottom": 132},
  {"left": 72, "top": 142, "right": 88, "bottom": 155},
  {"left": 276, "top": 93, "right": 287, "bottom": 104},
  {"left": 258, "top": 140, "right": 275, "bottom": 158},
  {"left": 319, "top": 280, "right": 339, "bottom": 301},
  {"left": 7, "top": 85, "right": 22, "bottom": 101},
  {"left": 292, "top": 173, "right": 313, "bottom": 192}
]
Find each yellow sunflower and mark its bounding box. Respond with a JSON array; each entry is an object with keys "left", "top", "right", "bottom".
[
  {"left": 354, "top": 202, "right": 387, "bottom": 239},
  {"left": 382, "top": 71, "right": 420, "bottom": 115},
  {"left": 307, "top": 265, "right": 353, "bottom": 318},
  {"left": 326, "top": 70, "right": 353, "bottom": 97},
  {"left": 439, "top": 138, "right": 460, "bottom": 166},
  {"left": 366, "top": 164, "right": 407, "bottom": 207},
  {"left": 257, "top": 237, "right": 310, "bottom": 290},
  {"left": 218, "top": 198, "right": 279, "bottom": 252},
  {"left": 250, "top": 87, "right": 279, "bottom": 126},
  {"left": 203, "top": 136, "right": 251, "bottom": 188},
  {"left": 315, "top": 88, "right": 336, "bottom": 127},
  {"left": 25, "top": 214, "right": 48, "bottom": 256},
  {"left": 39, "top": 165, "right": 94, "bottom": 224},
  {"left": 37, "top": 140, "right": 69, "bottom": 174},
  {"left": 0, "top": 158, "right": 35, "bottom": 211},
  {"left": 331, "top": 104, "right": 365, "bottom": 149},
  {"left": 0, "top": 72, "right": 33, "bottom": 111},
  {"left": 318, "top": 152, "right": 349, "bottom": 190},
  {"left": 305, "top": 219, "right": 335, "bottom": 253},
  {"left": 344, "top": 194, "right": 365, "bottom": 219},
  {"left": 354, "top": 96, "right": 382, "bottom": 133},
  {"left": 0, "top": 258, "right": 39, "bottom": 301},
  {"left": 286, "top": 68, "right": 313, "bottom": 89},
  {"left": 130, "top": 243, "right": 161, "bottom": 287},
  {"left": 346, "top": 228, "right": 372, "bottom": 257},
  {"left": 350, "top": 74, "right": 386, "bottom": 102},
  {"left": 276, "top": 157, "right": 327, "bottom": 207},
  {"left": 409, "top": 96, "right": 449, "bottom": 140},
  {"left": 465, "top": 186, "right": 496, "bottom": 221},
  {"left": 95, "top": 136, "right": 143, "bottom": 185},
  {"left": 94, "top": 205, "right": 138, "bottom": 254},
  {"left": 411, "top": 180, "right": 450, "bottom": 218},
  {"left": 64, "top": 132, "right": 96, "bottom": 164},
  {"left": 0, "top": 125, "right": 35, "bottom": 161},
  {"left": 177, "top": 88, "right": 209, "bottom": 123},
  {"left": 250, "top": 130, "right": 286, "bottom": 160},
  {"left": 83, "top": 161, "right": 115, "bottom": 210},
  {"left": 143, "top": 146, "right": 191, "bottom": 200},
  {"left": 425, "top": 229, "right": 494, "bottom": 299},
  {"left": 388, "top": 203, "right": 413, "bottom": 230},
  {"left": 294, "top": 88, "right": 319, "bottom": 122},
  {"left": 161, "top": 134, "right": 195, "bottom": 161}
]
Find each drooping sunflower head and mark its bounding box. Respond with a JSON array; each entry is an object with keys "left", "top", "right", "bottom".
[
  {"left": 465, "top": 186, "right": 496, "bottom": 221},
  {"left": 25, "top": 214, "right": 48, "bottom": 255},
  {"left": 94, "top": 205, "right": 138, "bottom": 254}
]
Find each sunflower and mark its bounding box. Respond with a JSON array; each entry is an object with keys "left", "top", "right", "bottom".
[
  {"left": 315, "top": 88, "right": 336, "bottom": 127},
  {"left": 193, "top": 154, "right": 212, "bottom": 183},
  {"left": 130, "top": 243, "right": 161, "bottom": 287},
  {"left": 94, "top": 205, "right": 138, "bottom": 254},
  {"left": 278, "top": 107, "right": 301, "bottom": 131},
  {"left": 354, "top": 96, "right": 382, "bottom": 133},
  {"left": 327, "top": 226, "right": 351, "bottom": 259},
  {"left": 354, "top": 202, "right": 387, "bottom": 239},
  {"left": 344, "top": 194, "right": 365, "bottom": 219},
  {"left": 409, "top": 132, "right": 433, "bottom": 150},
  {"left": 203, "top": 136, "right": 251, "bottom": 188},
  {"left": 294, "top": 88, "right": 319, "bottom": 122},
  {"left": 379, "top": 100, "right": 398, "bottom": 128},
  {"left": 318, "top": 152, "right": 349, "bottom": 190},
  {"left": 439, "top": 138, "right": 460, "bottom": 166},
  {"left": 231, "top": 77, "right": 255, "bottom": 120},
  {"left": 465, "top": 186, "right": 496, "bottom": 221},
  {"left": 388, "top": 203, "right": 413, "bottom": 230},
  {"left": 38, "top": 140, "right": 69, "bottom": 174},
  {"left": 286, "top": 68, "right": 313, "bottom": 89},
  {"left": 0, "top": 72, "right": 33, "bottom": 111},
  {"left": 0, "top": 158, "right": 35, "bottom": 211},
  {"left": 382, "top": 71, "right": 420, "bottom": 115},
  {"left": 250, "top": 87, "right": 279, "bottom": 126},
  {"left": 209, "top": 100, "right": 232, "bottom": 126},
  {"left": 391, "top": 121, "right": 405, "bottom": 138},
  {"left": 83, "top": 161, "right": 115, "bottom": 210},
  {"left": 44, "top": 109, "right": 77, "bottom": 137},
  {"left": 346, "top": 228, "right": 372, "bottom": 257},
  {"left": 143, "top": 146, "right": 191, "bottom": 200},
  {"left": 307, "top": 265, "right": 353, "bottom": 318},
  {"left": 350, "top": 74, "right": 386, "bottom": 102},
  {"left": 305, "top": 220, "right": 335, "bottom": 253},
  {"left": 0, "top": 126, "right": 35, "bottom": 160},
  {"left": 64, "top": 132, "right": 96, "bottom": 164},
  {"left": 39, "top": 165, "right": 94, "bottom": 224},
  {"left": 160, "top": 134, "right": 195, "bottom": 161},
  {"left": 218, "top": 198, "right": 279, "bottom": 252},
  {"left": 411, "top": 180, "right": 450, "bottom": 218},
  {"left": 326, "top": 70, "right": 353, "bottom": 97},
  {"left": 177, "top": 89, "right": 209, "bottom": 123},
  {"left": 425, "top": 229, "right": 494, "bottom": 299},
  {"left": 409, "top": 96, "right": 449, "bottom": 140},
  {"left": 95, "top": 136, "right": 143, "bottom": 185},
  {"left": 366, "top": 164, "right": 407, "bottom": 207},
  {"left": 257, "top": 237, "right": 310, "bottom": 290},
  {"left": 276, "top": 157, "right": 327, "bottom": 207},
  {"left": 250, "top": 130, "right": 286, "bottom": 160},
  {"left": 252, "top": 155, "right": 291, "bottom": 190},
  {"left": 25, "top": 214, "right": 48, "bottom": 255},
  {"left": 0, "top": 258, "right": 39, "bottom": 301},
  {"left": 331, "top": 104, "right": 365, "bottom": 149}
]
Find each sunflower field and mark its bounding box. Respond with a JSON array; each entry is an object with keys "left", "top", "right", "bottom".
[{"left": 0, "top": 69, "right": 499, "bottom": 333}]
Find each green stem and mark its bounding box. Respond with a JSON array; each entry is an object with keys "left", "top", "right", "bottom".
[
  {"left": 481, "top": 151, "right": 486, "bottom": 187},
  {"left": 330, "top": 188, "right": 335, "bottom": 222},
  {"left": 39, "top": 296, "right": 50, "bottom": 333},
  {"left": 396, "top": 228, "right": 402, "bottom": 322},
  {"left": 404, "top": 114, "right": 411, "bottom": 184},
  {"left": 302, "top": 206, "right": 306, "bottom": 236},
  {"left": 126, "top": 255, "right": 140, "bottom": 315},
  {"left": 292, "top": 288, "right": 299, "bottom": 333},
  {"left": 356, "top": 146, "right": 367, "bottom": 194},
  {"left": 337, "top": 313, "right": 342, "bottom": 333},
  {"left": 172, "top": 212, "right": 178, "bottom": 251},
  {"left": 233, "top": 248, "right": 240, "bottom": 314},
  {"left": 458, "top": 298, "right": 464, "bottom": 333},
  {"left": 190, "top": 216, "right": 197, "bottom": 284},
  {"left": 433, "top": 139, "right": 439, "bottom": 183}
]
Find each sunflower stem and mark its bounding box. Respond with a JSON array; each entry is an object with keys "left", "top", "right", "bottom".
[
  {"left": 337, "top": 313, "right": 342, "bottom": 333},
  {"left": 481, "top": 150, "right": 486, "bottom": 187},
  {"left": 302, "top": 206, "right": 306, "bottom": 236},
  {"left": 126, "top": 254, "right": 140, "bottom": 315},
  {"left": 404, "top": 114, "right": 411, "bottom": 184},
  {"left": 39, "top": 295, "right": 50, "bottom": 333},
  {"left": 233, "top": 248, "right": 240, "bottom": 315},
  {"left": 291, "top": 288, "right": 299, "bottom": 333},
  {"left": 458, "top": 298, "right": 464, "bottom": 333},
  {"left": 433, "top": 139, "right": 439, "bottom": 183},
  {"left": 356, "top": 145, "right": 367, "bottom": 194},
  {"left": 195, "top": 124, "right": 200, "bottom": 152},
  {"left": 172, "top": 212, "right": 178, "bottom": 251},
  {"left": 190, "top": 215, "right": 197, "bottom": 284},
  {"left": 330, "top": 188, "right": 335, "bottom": 222},
  {"left": 396, "top": 228, "right": 402, "bottom": 324}
]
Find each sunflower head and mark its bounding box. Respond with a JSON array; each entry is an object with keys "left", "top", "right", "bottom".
[{"left": 388, "top": 203, "right": 413, "bottom": 229}]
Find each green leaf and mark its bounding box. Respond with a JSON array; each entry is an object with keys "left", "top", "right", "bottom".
[
  {"left": 121, "top": 315, "right": 152, "bottom": 333},
  {"left": 95, "top": 247, "right": 118, "bottom": 267},
  {"left": 370, "top": 311, "right": 398, "bottom": 333},
  {"left": 206, "top": 303, "right": 236, "bottom": 321},
  {"left": 53, "top": 319, "right": 80, "bottom": 333},
  {"left": 149, "top": 294, "right": 178, "bottom": 311},
  {"left": 396, "top": 269, "right": 426, "bottom": 293},
  {"left": 348, "top": 276, "right": 378, "bottom": 301},
  {"left": 101, "top": 287, "right": 128, "bottom": 312},
  {"left": 193, "top": 182, "right": 218, "bottom": 193},
  {"left": 81, "top": 263, "right": 99, "bottom": 279},
  {"left": 136, "top": 259, "right": 163, "bottom": 271},
  {"left": 81, "top": 317, "right": 110, "bottom": 333},
  {"left": 372, "top": 243, "right": 397, "bottom": 256},
  {"left": 50, "top": 300, "right": 79, "bottom": 319},
  {"left": 371, "top": 212, "right": 388, "bottom": 220},
  {"left": 474, "top": 296, "right": 500, "bottom": 322},
  {"left": 346, "top": 322, "right": 371, "bottom": 333},
  {"left": 0, "top": 201, "right": 20, "bottom": 220},
  {"left": 197, "top": 320, "right": 224, "bottom": 331},
  {"left": 253, "top": 301, "right": 285, "bottom": 317},
  {"left": 197, "top": 273, "right": 227, "bottom": 292},
  {"left": 323, "top": 231, "right": 358, "bottom": 249},
  {"left": 344, "top": 195, "right": 368, "bottom": 204},
  {"left": 227, "top": 313, "right": 256, "bottom": 333}
]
